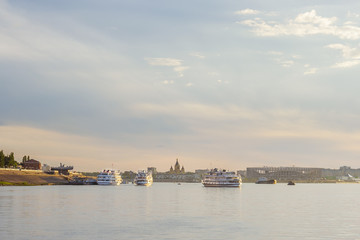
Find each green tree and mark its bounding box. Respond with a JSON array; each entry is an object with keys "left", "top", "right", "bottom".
[
  {"left": 4, "top": 155, "right": 9, "bottom": 167},
  {"left": 7, "top": 152, "right": 17, "bottom": 168},
  {"left": 0, "top": 150, "right": 5, "bottom": 168},
  {"left": 22, "top": 155, "right": 27, "bottom": 163}
]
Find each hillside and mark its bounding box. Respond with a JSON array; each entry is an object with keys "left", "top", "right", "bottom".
[{"left": 0, "top": 169, "right": 69, "bottom": 186}]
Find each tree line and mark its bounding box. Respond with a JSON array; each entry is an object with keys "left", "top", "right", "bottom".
[{"left": 0, "top": 150, "right": 31, "bottom": 168}]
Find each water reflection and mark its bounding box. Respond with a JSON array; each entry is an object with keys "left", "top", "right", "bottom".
[{"left": 0, "top": 183, "right": 360, "bottom": 239}]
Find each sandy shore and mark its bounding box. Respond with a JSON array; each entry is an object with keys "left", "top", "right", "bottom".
[{"left": 0, "top": 169, "right": 69, "bottom": 186}]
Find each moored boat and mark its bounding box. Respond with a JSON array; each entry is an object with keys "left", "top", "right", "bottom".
[
  {"left": 288, "top": 181, "right": 295, "bottom": 185},
  {"left": 97, "top": 169, "right": 122, "bottom": 185},
  {"left": 134, "top": 170, "right": 153, "bottom": 186},
  {"left": 255, "top": 177, "right": 277, "bottom": 184},
  {"left": 202, "top": 168, "right": 242, "bottom": 187}
]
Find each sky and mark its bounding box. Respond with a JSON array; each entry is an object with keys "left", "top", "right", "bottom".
[{"left": 1, "top": 0, "right": 360, "bottom": 172}]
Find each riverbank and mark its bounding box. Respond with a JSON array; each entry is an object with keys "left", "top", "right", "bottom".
[
  {"left": 242, "top": 178, "right": 359, "bottom": 184},
  {"left": 0, "top": 169, "right": 69, "bottom": 186}
]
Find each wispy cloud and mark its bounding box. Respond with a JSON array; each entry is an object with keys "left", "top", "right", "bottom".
[
  {"left": 278, "top": 60, "right": 294, "bottom": 67},
  {"left": 267, "top": 51, "right": 283, "bottom": 56},
  {"left": 326, "top": 44, "right": 360, "bottom": 58},
  {"left": 145, "top": 57, "right": 183, "bottom": 66},
  {"left": 217, "top": 79, "right": 228, "bottom": 84},
  {"left": 162, "top": 80, "right": 174, "bottom": 85},
  {"left": 304, "top": 67, "right": 318, "bottom": 75},
  {"left": 239, "top": 10, "right": 360, "bottom": 40},
  {"left": 331, "top": 60, "right": 359, "bottom": 68},
  {"left": 189, "top": 52, "right": 205, "bottom": 59},
  {"left": 235, "top": 9, "right": 260, "bottom": 15},
  {"left": 347, "top": 11, "right": 360, "bottom": 19},
  {"left": 0, "top": 2, "right": 122, "bottom": 65},
  {"left": 145, "top": 57, "right": 189, "bottom": 77},
  {"left": 174, "top": 66, "right": 189, "bottom": 77},
  {"left": 326, "top": 43, "right": 360, "bottom": 68},
  {"left": 270, "top": 54, "right": 297, "bottom": 68}
]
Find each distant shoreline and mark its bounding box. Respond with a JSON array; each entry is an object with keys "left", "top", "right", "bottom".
[{"left": 1, "top": 169, "right": 359, "bottom": 186}]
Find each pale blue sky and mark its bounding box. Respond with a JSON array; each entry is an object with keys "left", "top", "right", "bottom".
[{"left": 1, "top": 0, "right": 360, "bottom": 171}]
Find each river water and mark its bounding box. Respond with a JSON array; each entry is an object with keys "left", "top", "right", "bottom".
[{"left": 0, "top": 183, "right": 359, "bottom": 240}]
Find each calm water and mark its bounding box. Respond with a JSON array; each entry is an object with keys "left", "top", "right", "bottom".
[{"left": 1, "top": 183, "right": 359, "bottom": 240}]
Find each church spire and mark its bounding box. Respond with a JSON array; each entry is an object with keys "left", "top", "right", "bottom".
[{"left": 174, "top": 158, "right": 181, "bottom": 173}]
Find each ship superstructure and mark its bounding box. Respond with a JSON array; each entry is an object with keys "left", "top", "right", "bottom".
[
  {"left": 134, "top": 170, "right": 153, "bottom": 186},
  {"left": 202, "top": 168, "right": 241, "bottom": 187},
  {"left": 97, "top": 169, "right": 122, "bottom": 185}
]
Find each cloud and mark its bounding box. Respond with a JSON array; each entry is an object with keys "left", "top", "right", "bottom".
[
  {"left": 235, "top": 9, "right": 260, "bottom": 15},
  {"left": 174, "top": 66, "right": 189, "bottom": 77},
  {"left": 239, "top": 10, "right": 360, "bottom": 40},
  {"left": 0, "top": 125, "right": 133, "bottom": 171},
  {"left": 132, "top": 103, "right": 360, "bottom": 157},
  {"left": 267, "top": 51, "right": 283, "bottom": 56},
  {"left": 331, "top": 60, "right": 359, "bottom": 68},
  {"left": 162, "top": 80, "right": 174, "bottom": 85},
  {"left": 145, "top": 57, "right": 182, "bottom": 66},
  {"left": 208, "top": 72, "right": 219, "bottom": 76},
  {"left": 0, "top": 125, "right": 189, "bottom": 172},
  {"left": 189, "top": 52, "right": 205, "bottom": 59},
  {"left": 347, "top": 11, "right": 360, "bottom": 19},
  {"left": 326, "top": 44, "right": 360, "bottom": 58},
  {"left": 279, "top": 60, "right": 294, "bottom": 67},
  {"left": 145, "top": 57, "right": 189, "bottom": 77},
  {"left": 304, "top": 67, "right": 318, "bottom": 75},
  {"left": 0, "top": 2, "right": 124, "bottom": 65},
  {"left": 133, "top": 103, "right": 262, "bottom": 122},
  {"left": 272, "top": 55, "right": 296, "bottom": 68},
  {"left": 217, "top": 80, "right": 229, "bottom": 84},
  {"left": 326, "top": 44, "right": 360, "bottom": 68}
]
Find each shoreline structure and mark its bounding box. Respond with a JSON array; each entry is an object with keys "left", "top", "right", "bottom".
[
  {"left": 1, "top": 152, "right": 359, "bottom": 185},
  {"left": 1, "top": 168, "right": 358, "bottom": 186}
]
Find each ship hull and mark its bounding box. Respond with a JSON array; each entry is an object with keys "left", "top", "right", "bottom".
[
  {"left": 134, "top": 181, "right": 152, "bottom": 186},
  {"left": 202, "top": 183, "right": 241, "bottom": 187},
  {"left": 255, "top": 179, "right": 276, "bottom": 184},
  {"left": 97, "top": 181, "right": 121, "bottom": 186}
]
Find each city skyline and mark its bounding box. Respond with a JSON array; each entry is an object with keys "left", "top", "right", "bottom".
[{"left": 1, "top": 0, "right": 360, "bottom": 172}]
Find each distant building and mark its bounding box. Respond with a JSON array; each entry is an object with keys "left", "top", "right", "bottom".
[
  {"left": 147, "top": 167, "right": 157, "bottom": 174},
  {"left": 247, "top": 166, "right": 322, "bottom": 181},
  {"left": 23, "top": 159, "right": 41, "bottom": 170},
  {"left": 169, "top": 159, "right": 185, "bottom": 174},
  {"left": 321, "top": 166, "right": 360, "bottom": 178},
  {"left": 51, "top": 163, "right": 73, "bottom": 175},
  {"left": 195, "top": 169, "right": 209, "bottom": 175}
]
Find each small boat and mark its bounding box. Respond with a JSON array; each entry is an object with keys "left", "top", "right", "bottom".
[
  {"left": 85, "top": 178, "right": 97, "bottom": 185},
  {"left": 255, "top": 177, "right": 277, "bottom": 184},
  {"left": 288, "top": 181, "right": 295, "bottom": 185},
  {"left": 202, "top": 168, "right": 242, "bottom": 187},
  {"left": 134, "top": 170, "right": 153, "bottom": 186}
]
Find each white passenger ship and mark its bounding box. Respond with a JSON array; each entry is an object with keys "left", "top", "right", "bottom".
[
  {"left": 97, "top": 169, "right": 122, "bottom": 185},
  {"left": 202, "top": 168, "right": 242, "bottom": 187},
  {"left": 134, "top": 170, "right": 153, "bottom": 186}
]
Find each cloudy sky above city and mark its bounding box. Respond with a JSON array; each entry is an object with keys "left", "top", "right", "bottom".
[{"left": 1, "top": 0, "right": 360, "bottom": 171}]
